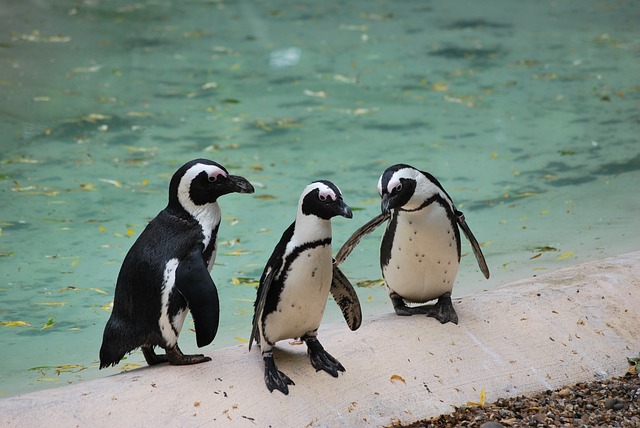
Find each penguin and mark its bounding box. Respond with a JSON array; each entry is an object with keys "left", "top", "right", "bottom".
[
  {"left": 99, "top": 159, "right": 254, "bottom": 368},
  {"left": 335, "top": 164, "right": 489, "bottom": 325},
  {"left": 249, "top": 180, "right": 361, "bottom": 395}
]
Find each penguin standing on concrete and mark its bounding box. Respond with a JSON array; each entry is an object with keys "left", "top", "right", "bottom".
[
  {"left": 249, "top": 181, "right": 361, "bottom": 395},
  {"left": 336, "top": 164, "right": 489, "bottom": 325},
  {"left": 99, "top": 159, "right": 254, "bottom": 368}
]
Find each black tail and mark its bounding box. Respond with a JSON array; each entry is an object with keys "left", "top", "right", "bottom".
[{"left": 99, "top": 318, "right": 133, "bottom": 369}]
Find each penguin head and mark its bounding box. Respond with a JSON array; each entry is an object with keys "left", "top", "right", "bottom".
[
  {"left": 169, "top": 159, "right": 255, "bottom": 211},
  {"left": 300, "top": 180, "right": 353, "bottom": 220},
  {"left": 378, "top": 164, "right": 449, "bottom": 214}
]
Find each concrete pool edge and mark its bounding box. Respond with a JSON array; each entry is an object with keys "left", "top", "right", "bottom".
[{"left": 1, "top": 251, "right": 638, "bottom": 427}]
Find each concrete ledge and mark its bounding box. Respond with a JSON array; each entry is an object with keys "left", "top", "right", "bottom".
[{"left": 1, "top": 251, "right": 639, "bottom": 427}]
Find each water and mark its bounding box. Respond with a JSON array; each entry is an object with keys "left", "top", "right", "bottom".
[{"left": 1, "top": 0, "right": 638, "bottom": 397}]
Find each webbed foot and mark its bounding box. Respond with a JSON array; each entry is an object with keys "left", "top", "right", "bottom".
[
  {"left": 166, "top": 345, "right": 212, "bottom": 365},
  {"left": 304, "top": 337, "right": 345, "bottom": 377},
  {"left": 142, "top": 346, "right": 168, "bottom": 365},
  {"left": 264, "top": 354, "right": 294, "bottom": 395},
  {"left": 425, "top": 295, "right": 459, "bottom": 325},
  {"left": 391, "top": 293, "right": 428, "bottom": 316}
]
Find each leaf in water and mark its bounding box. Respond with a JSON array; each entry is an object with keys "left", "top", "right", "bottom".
[
  {"left": 224, "top": 249, "right": 250, "bottom": 256},
  {"left": 0, "top": 320, "right": 32, "bottom": 327},
  {"left": 126, "top": 229, "right": 135, "bottom": 237},
  {"left": 356, "top": 279, "right": 384, "bottom": 288},
  {"left": 41, "top": 317, "right": 55, "bottom": 330},
  {"left": 140, "top": 179, "right": 150, "bottom": 186},
  {"left": 231, "top": 277, "right": 259, "bottom": 286},
  {"left": 55, "top": 364, "right": 86, "bottom": 372},
  {"left": 98, "top": 226, "right": 107, "bottom": 233},
  {"left": 254, "top": 194, "right": 277, "bottom": 200},
  {"left": 89, "top": 288, "right": 109, "bottom": 295},
  {"left": 529, "top": 253, "right": 542, "bottom": 260},
  {"left": 102, "top": 301, "right": 114, "bottom": 312},
  {"left": 390, "top": 374, "right": 406, "bottom": 384},
  {"left": 556, "top": 251, "right": 574, "bottom": 260},
  {"left": 71, "top": 259, "right": 80, "bottom": 267},
  {"left": 235, "top": 337, "right": 248, "bottom": 343},
  {"left": 532, "top": 246, "right": 558, "bottom": 252},
  {"left": 100, "top": 178, "right": 123, "bottom": 188},
  {"left": 37, "top": 302, "right": 68, "bottom": 307},
  {"left": 0, "top": 252, "right": 14, "bottom": 257}
]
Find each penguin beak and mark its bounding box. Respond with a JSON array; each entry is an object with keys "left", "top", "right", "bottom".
[
  {"left": 381, "top": 193, "right": 392, "bottom": 215},
  {"left": 337, "top": 200, "right": 353, "bottom": 219},
  {"left": 226, "top": 175, "right": 255, "bottom": 194}
]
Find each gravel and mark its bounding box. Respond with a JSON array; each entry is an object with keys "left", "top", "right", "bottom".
[{"left": 398, "top": 372, "right": 640, "bottom": 427}]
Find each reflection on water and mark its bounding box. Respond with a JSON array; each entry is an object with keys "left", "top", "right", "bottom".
[{"left": 0, "top": 0, "right": 638, "bottom": 396}]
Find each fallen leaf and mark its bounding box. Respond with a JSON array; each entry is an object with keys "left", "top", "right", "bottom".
[
  {"left": 231, "top": 277, "right": 258, "bottom": 286},
  {"left": 0, "top": 320, "right": 32, "bottom": 327},
  {"left": 529, "top": 253, "right": 542, "bottom": 260},
  {"left": 304, "top": 89, "right": 327, "bottom": 98},
  {"left": 556, "top": 251, "right": 574, "bottom": 260},
  {"left": 235, "top": 337, "right": 248, "bottom": 343},
  {"left": 41, "top": 317, "right": 55, "bottom": 330},
  {"left": 390, "top": 374, "right": 406, "bottom": 384},
  {"left": 467, "top": 388, "right": 486, "bottom": 407},
  {"left": 223, "top": 249, "right": 250, "bottom": 256},
  {"left": 356, "top": 279, "right": 384, "bottom": 288},
  {"left": 98, "top": 226, "right": 107, "bottom": 233},
  {"left": 119, "top": 363, "right": 141, "bottom": 371},
  {"left": 100, "top": 179, "right": 123, "bottom": 188}
]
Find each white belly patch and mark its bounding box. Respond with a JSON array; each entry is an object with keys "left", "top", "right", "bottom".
[
  {"left": 263, "top": 246, "right": 332, "bottom": 344},
  {"left": 159, "top": 258, "right": 188, "bottom": 346},
  {"left": 383, "top": 205, "right": 459, "bottom": 302}
]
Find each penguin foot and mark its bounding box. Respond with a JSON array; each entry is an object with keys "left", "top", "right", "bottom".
[
  {"left": 425, "top": 296, "right": 459, "bottom": 325},
  {"left": 305, "top": 337, "right": 345, "bottom": 377},
  {"left": 391, "top": 294, "right": 429, "bottom": 316},
  {"left": 166, "top": 345, "right": 212, "bottom": 365},
  {"left": 142, "top": 346, "right": 169, "bottom": 365},
  {"left": 264, "top": 354, "right": 294, "bottom": 395}
]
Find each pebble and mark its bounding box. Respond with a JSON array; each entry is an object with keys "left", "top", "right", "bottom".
[{"left": 401, "top": 375, "right": 640, "bottom": 427}]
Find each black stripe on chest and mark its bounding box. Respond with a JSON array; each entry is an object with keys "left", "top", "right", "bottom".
[
  {"left": 263, "top": 237, "right": 332, "bottom": 317},
  {"left": 380, "top": 195, "right": 460, "bottom": 268}
]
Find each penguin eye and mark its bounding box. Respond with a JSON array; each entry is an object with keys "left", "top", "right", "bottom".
[
  {"left": 395, "top": 183, "right": 403, "bottom": 192},
  {"left": 319, "top": 194, "right": 327, "bottom": 201},
  {"left": 208, "top": 175, "right": 217, "bottom": 183}
]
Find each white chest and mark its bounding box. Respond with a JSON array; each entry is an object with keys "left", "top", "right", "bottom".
[
  {"left": 383, "top": 204, "right": 459, "bottom": 302},
  {"left": 264, "top": 244, "right": 333, "bottom": 343}
]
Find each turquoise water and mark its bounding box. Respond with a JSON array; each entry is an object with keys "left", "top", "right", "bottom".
[{"left": 1, "top": 0, "right": 638, "bottom": 397}]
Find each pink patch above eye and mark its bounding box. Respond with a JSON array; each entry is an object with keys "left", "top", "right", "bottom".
[
  {"left": 318, "top": 188, "right": 336, "bottom": 201},
  {"left": 209, "top": 167, "right": 227, "bottom": 181},
  {"left": 387, "top": 178, "right": 401, "bottom": 193}
]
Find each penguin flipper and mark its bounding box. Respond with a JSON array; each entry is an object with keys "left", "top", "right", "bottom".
[
  {"left": 175, "top": 247, "right": 220, "bottom": 348},
  {"left": 455, "top": 209, "right": 490, "bottom": 279},
  {"left": 330, "top": 264, "right": 362, "bottom": 331},
  {"left": 249, "top": 266, "right": 275, "bottom": 351},
  {"left": 335, "top": 212, "right": 389, "bottom": 266}
]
